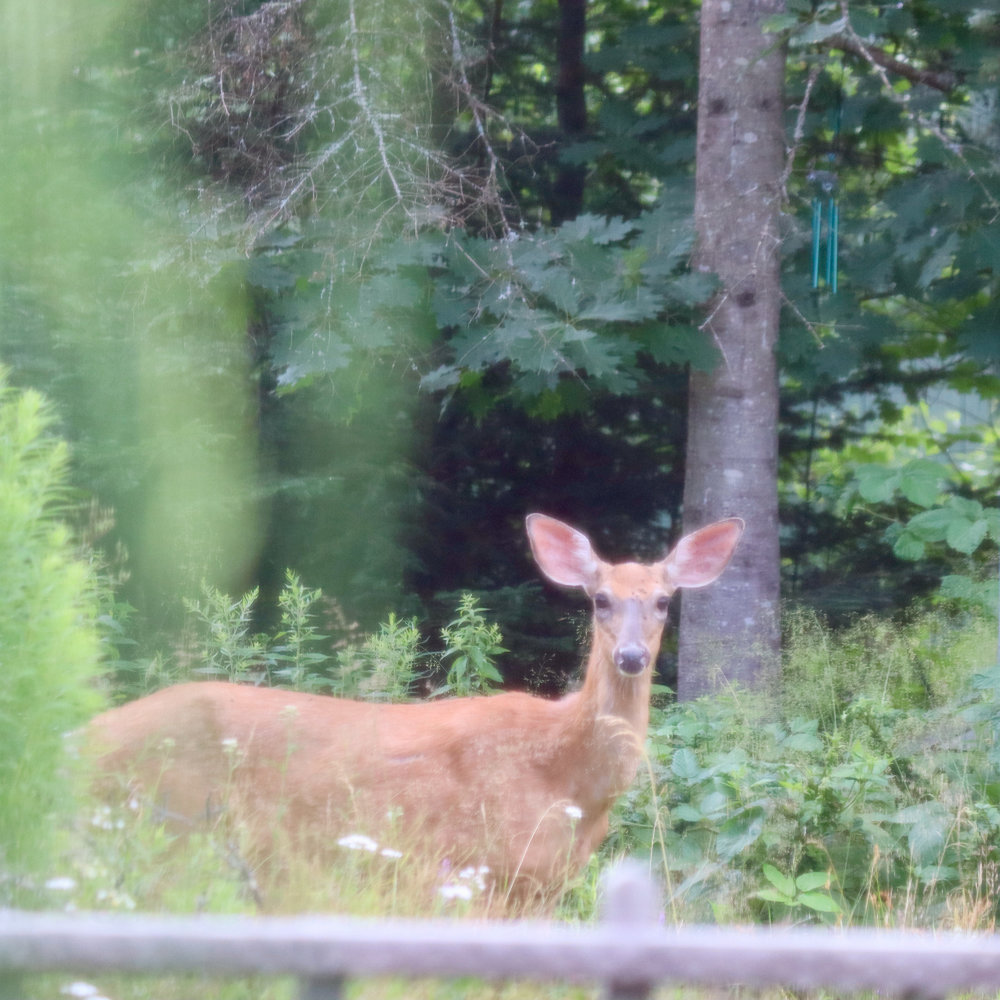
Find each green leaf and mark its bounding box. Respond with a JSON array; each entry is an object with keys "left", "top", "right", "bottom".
[
  {"left": 939, "top": 573, "right": 977, "bottom": 601},
  {"left": 946, "top": 517, "right": 989, "bottom": 555},
  {"left": 419, "top": 365, "right": 462, "bottom": 393},
  {"left": 637, "top": 323, "right": 719, "bottom": 370},
  {"left": 761, "top": 13, "right": 800, "bottom": 33},
  {"left": 898, "top": 459, "right": 943, "bottom": 508},
  {"left": 761, "top": 863, "right": 796, "bottom": 898},
  {"left": 247, "top": 256, "right": 300, "bottom": 291},
  {"left": 577, "top": 292, "right": 657, "bottom": 323},
  {"left": 698, "top": 791, "right": 729, "bottom": 818},
  {"left": 665, "top": 271, "right": 718, "bottom": 306},
  {"left": 794, "top": 871, "right": 831, "bottom": 893},
  {"left": 892, "top": 530, "right": 926, "bottom": 561},
  {"left": 531, "top": 268, "right": 580, "bottom": 315},
  {"left": 896, "top": 802, "right": 950, "bottom": 865},
  {"left": 905, "top": 507, "right": 956, "bottom": 541},
  {"left": 671, "top": 803, "right": 704, "bottom": 823},
  {"left": 918, "top": 231, "right": 960, "bottom": 289},
  {"left": 854, "top": 464, "right": 898, "bottom": 503},
  {"left": 986, "top": 509, "right": 1000, "bottom": 542},
  {"left": 671, "top": 747, "right": 702, "bottom": 781},
  {"left": 557, "top": 214, "right": 637, "bottom": 246},
  {"left": 716, "top": 808, "right": 765, "bottom": 861},
  {"left": 797, "top": 891, "right": 842, "bottom": 914},
  {"left": 756, "top": 888, "right": 795, "bottom": 905},
  {"left": 789, "top": 15, "right": 847, "bottom": 46},
  {"left": 781, "top": 718, "right": 823, "bottom": 752}
]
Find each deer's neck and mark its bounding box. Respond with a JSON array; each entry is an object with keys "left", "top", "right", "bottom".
[
  {"left": 556, "top": 645, "right": 652, "bottom": 807},
  {"left": 578, "top": 644, "right": 652, "bottom": 736}
]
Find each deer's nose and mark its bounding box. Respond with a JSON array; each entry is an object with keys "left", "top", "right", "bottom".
[
  {"left": 614, "top": 598, "right": 650, "bottom": 675},
  {"left": 614, "top": 643, "right": 649, "bottom": 676}
]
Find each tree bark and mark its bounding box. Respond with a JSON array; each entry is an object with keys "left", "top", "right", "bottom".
[
  {"left": 553, "top": 0, "right": 587, "bottom": 222},
  {"left": 677, "top": 0, "right": 785, "bottom": 701}
]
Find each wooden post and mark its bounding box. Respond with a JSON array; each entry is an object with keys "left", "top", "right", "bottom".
[
  {"left": 600, "top": 862, "right": 661, "bottom": 1000},
  {"left": 300, "top": 976, "right": 345, "bottom": 1000}
]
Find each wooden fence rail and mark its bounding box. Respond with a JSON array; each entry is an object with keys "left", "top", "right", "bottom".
[{"left": 2, "top": 864, "right": 1000, "bottom": 1000}]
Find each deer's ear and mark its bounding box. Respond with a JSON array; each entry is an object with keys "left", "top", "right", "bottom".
[
  {"left": 662, "top": 518, "right": 743, "bottom": 589},
  {"left": 526, "top": 514, "right": 601, "bottom": 589}
]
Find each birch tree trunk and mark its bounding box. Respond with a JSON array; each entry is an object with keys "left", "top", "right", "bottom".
[{"left": 677, "top": 0, "right": 785, "bottom": 701}]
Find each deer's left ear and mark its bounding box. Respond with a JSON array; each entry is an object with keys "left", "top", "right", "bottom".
[{"left": 662, "top": 518, "right": 743, "bottom": 589}]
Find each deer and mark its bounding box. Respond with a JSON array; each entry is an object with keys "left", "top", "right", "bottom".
[{"left": 89, "top": 513, "right": 743, "bottom": 901}]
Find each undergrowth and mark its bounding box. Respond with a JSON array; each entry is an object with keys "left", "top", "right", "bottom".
[
  {"left": 611, "top": 606, "right": 1000, "bottom": 929},
  {"left": 78, "top": 584, "right": 1000, "bottom": 930},
  {"left": 25, "top": 582, "right": 1000, "bottom": 998}
]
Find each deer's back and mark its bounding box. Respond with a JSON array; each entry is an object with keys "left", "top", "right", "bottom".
[{"left": 89, "top": 681, "right": 599, "bottom": 888}]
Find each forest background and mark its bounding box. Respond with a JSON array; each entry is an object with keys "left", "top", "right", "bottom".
[
  {"left": 1, "top": 0, "right": 999, "bottom": 708},
  {"left": 2, "top": 0, "right": 1000, "bottom": 933}
]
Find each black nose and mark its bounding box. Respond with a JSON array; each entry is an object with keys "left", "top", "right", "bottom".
[{"left": 614, "top": 644, "right": 649, "bottom": 676}]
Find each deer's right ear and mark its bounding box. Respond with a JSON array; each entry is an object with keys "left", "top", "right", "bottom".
[{"left": 526, "top": 514, "right": 601, "bottom": 589}]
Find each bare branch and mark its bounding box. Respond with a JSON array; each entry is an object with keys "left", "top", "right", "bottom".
[
  {"left": 828, "top": 32, "right": 958, "bottom": 94},
  {"left": 780, "top": 61, "right": 823, "bottom": 200}
]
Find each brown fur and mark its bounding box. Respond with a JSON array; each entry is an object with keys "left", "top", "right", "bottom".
[{"left": 89, "top": 514, "right": 742, "bottom": 897}]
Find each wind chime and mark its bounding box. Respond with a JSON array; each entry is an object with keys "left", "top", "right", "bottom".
[
  {"left": 808, "top": 164, "right": 838, "bottom": 293},
  {"left": 807, "top": 86, "right": 842, "bottom": 294}
]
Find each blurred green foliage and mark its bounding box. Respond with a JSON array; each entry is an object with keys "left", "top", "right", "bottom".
[{"left": 0, "top": 373, "right": 102, "bottom": 899}]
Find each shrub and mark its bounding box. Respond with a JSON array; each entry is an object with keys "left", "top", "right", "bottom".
[
  {"left": 0, "top": 373, "right": 103, "bottom": 900},
  {"left": 608, "top": 607, "right": 1000, "bottom": 929}
]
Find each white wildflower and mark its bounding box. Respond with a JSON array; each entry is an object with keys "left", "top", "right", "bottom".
[
  {"left": 380, "top": 848, "right": 403, "bottom": 860},
  {"left": 336, "top": 834, "right": 379, "bottom": 853},
  {"left": 90, "top": 807, "right": 115, "bottom": 831},
  {"left": 60, "top": 983, "right": 105, "bottom": 999},
  {"left": 564, "top": 804, "right": 583, "bottom": 820},
  {"left": 458, "top": 865, "right": 491, "bottom": 887},
  {"left": 438, "top": 882, "right": 474, "bottom": 902},
  {"left": 45, "top": 877, "right": 77, "bottom": 892}
]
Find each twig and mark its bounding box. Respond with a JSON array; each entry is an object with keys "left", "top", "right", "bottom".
[
  {"left": 347, "top": 0, "right": 404, "bottom": 203},
  {"left": 780, "top": 61, "right": 824, "bottom": 199}
]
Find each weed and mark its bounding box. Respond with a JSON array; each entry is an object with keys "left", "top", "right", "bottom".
[
  {"left": 184, "top": 584, "right": 265, "bottom": 682},
  {"left": 333, "top": 612, "right": 424, "bottom": 700},
  {"left": 271, "top": 571, "right": 330, "bottom": 689},
  {"left": 436, "top": 593, "right": 506, "bottom": 697}
]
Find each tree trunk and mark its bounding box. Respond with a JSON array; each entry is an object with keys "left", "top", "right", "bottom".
[
  {"left": 677, "top": 0, "right": 785, "bottom": 701},
  {"left": 552, "top": 0, "right": 587, "bottom": 222}
]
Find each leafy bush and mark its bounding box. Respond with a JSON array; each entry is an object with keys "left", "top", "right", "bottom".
[
  {"left": 607, "top": 608, "right": 1000, "bottom": 929},
  {"left": 184, "top": 583, "right": 266, "bottom": 682},
  {"left": 0, "top": 374, "right": 103, "bottom": 899}
]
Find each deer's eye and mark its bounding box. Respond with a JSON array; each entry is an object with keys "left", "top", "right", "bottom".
[
  {"left": 594, "top": 592, "right": 612, "bottom": 613},
  {"left": 655, "top": 595, "right": 670, "bottom": 614}
]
